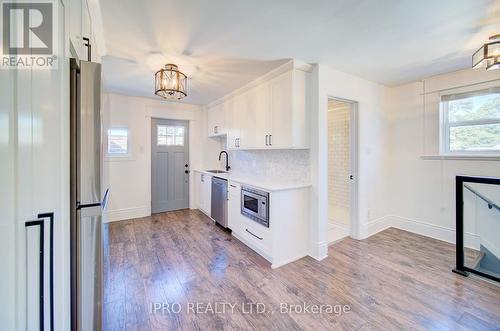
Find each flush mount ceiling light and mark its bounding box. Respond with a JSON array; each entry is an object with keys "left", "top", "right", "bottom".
[
  {"left": 472, "top": 34, "right": 500, "bottom": 71},
  {"left": 154, "top": 63, "right": 188, "bottom": 100}
]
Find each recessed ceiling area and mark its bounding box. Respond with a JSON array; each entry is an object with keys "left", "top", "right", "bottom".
[{"left": 99, "top": 0, "right": 499, "bottom": 104}]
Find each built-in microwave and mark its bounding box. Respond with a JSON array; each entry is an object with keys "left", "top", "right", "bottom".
[{"left": 241, "top": 186, "right": 269, "bottom": 227}]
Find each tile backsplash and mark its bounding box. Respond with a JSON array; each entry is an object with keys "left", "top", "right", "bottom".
[{"left": 227, "top": 149, "right": 310, "bottom": 182}]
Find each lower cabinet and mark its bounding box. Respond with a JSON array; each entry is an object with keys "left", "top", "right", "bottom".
[
  {"left": 238, "top": 216, "right": 272, "bottom": 255},
  {"left": 228, "top": 181, "right": 310, "bottom": 268},
  {"left": 227, "top": 181, "right": 241, "bottom": 231},
  {"left": 195, "top": 171, "right": 212, "bottom": 215}
]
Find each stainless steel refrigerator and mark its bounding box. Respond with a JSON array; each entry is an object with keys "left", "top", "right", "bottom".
[{"left": 70, "top": 58, "right": 106, "bottom": 331}]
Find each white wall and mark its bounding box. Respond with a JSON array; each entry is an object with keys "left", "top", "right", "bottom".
[
  {"left": 387, "top": 68, "right": 500, "bottom": 246},
  {"left": 309, "top": 64, "right": 392, "bottom": 259},
  {"left": 101, "top": 93, "right": 221, "bottom": 221}
]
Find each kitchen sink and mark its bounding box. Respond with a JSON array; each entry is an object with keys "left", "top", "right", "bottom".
[{"left": 206, "top": 170, "right": 228, "bottom": 174}]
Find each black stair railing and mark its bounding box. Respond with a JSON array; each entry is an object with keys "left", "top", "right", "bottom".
[{"left": 453, "top": 176, "right": 500, "bottom": 283}]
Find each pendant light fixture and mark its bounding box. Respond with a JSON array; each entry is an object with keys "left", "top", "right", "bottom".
[
  {"left": 472, "top": 34, "right": 500, "bottom": 71},
  {"left": 154, "top": 63, "right": 188, "bottom": 99}
]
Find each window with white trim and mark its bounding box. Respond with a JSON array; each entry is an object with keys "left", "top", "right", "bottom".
[
  {"left": 441, "top": 87, "right": 500, "bottom": 154},
  {"left": 107, "top": 128, "right": 129, "bottom": 155},
  {"left": 157, "top": 125, "right": 185, "bottom": 146}
]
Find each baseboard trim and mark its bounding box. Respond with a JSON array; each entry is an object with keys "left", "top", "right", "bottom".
[
  {"left": 309, "top": 241, "right": 328, "bottom": 261},
  {"left": 363, "top": 215, "right": 393, "bottom": 239},
  {"left": 389, "top": 215, "right": 479, "bottom": 249},
  {"left": 106, "top": 206, "right": 150, "bottom": 223},
  {"left": 272, "top": 254, "right": 308, "bottom": 269}
]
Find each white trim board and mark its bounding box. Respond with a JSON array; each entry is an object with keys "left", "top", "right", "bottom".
[
  {"left": 106, "top": 206, "right": 150, "bottom": 222},
  {"left": 363, "top": 215, "right": 393, "bottom": 239},
  {"left": 364, "top": 215, "right": 481, "bottom": 249}
]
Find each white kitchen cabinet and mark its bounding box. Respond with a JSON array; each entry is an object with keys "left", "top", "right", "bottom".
[
  {"left": 229, "top": 183, "right": 310, "bottom": 268},
  {"left": 68, "top": 0, "right": 99, "bottom": 62},
  {"left": 241, "top": 84, "right": 270, "bottom": 149},
  {"left": 227, "top": 94, "right": 245, "bottom": 149},
  {"left": 207, "top": 102, "right": 226, "bottom": 137},
  {"left": 69, "top": 0, "right": 93, "bottom": 61},
  {"left": 227, "top": 181, "right": 241, "bottom": 231},
  {"left": 268, "top": 69, "right": 309, "bottom": 149},
  {"left": 69, "top": 0, "right": 82, "bottom": 57},
  {"left": 208, "top": 61, "right": 310, "bottom": 150},
  {"left": 195, "top": 171, "right": 212, "bottom": 215}
]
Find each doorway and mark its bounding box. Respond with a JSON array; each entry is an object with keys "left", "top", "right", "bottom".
[
  {"left": 327, "top": 98, "right": 358, "bottom": 242},
  {"left": 151, "top": 118, "right": 190, "bottom": 213}
]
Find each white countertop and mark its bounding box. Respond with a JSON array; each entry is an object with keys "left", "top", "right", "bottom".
[{"left": 194, "top": 170, "right": 311, "bottom": 192}]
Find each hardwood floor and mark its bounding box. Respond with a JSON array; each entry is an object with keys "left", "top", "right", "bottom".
[{"left": 104, "top": 209, "right": 500, "bottom": 330}]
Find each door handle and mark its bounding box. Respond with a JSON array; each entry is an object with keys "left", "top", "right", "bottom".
[
  {"left": 349, "top": 175, "right": 353, "bottom": 180},
  {"left": 269, "top": 135, "right": 272, "bottom": 146},
  {"left": 265, "top": 135, "right": 269, "bottom": 146}
]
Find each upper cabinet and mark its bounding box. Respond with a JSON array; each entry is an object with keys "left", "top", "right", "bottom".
[
  {"left": 206, "top": 60, "right": 311, "bottom": 150},
  {"left": 268, "top": 69, "right": 309, "bottom": 149},
  {"left": 68, "top": 0, "right": 101, "bottom": 62},
  {"left": 207, "top": 102, "right": 227, "bottom": 137}
]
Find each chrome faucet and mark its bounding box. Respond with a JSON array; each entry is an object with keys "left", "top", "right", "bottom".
[{"left": 218, "top": 151, "right": 231, "bottom": 171}]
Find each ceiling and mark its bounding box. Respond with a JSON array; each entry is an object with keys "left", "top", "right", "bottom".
[{"left": 99, "top": 0, "right": 499, "bottom": 105}]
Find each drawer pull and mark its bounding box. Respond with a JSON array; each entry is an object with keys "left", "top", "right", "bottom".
[
  {"left": 230, "top": 184, "right": 237, "bottom": 188},
  {"left": 246, "top": 228, "right": 263, "bottom": 240}
]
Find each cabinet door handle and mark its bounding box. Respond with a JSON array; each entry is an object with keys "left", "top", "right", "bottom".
[
  {"left": 83, "top": 37, "right": 91, "bottom": 61},
  {"left": 265, "top": 135, "right": 269, "bottom": 146},
  {"left": 246, "top": 229, "right": 263, "bottom": 240},
  {"left": 269, "top": 135, "right": 272, "bottom": 146},
  {"left": 230, "top": 184, "right": 237, "bottom": 188}
]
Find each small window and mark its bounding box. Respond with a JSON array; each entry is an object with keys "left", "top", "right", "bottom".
[
  {"left": 107, "top": 128, "right": 129, "bottom": 155},
  {"left": 441, "top": 87, "right": 500, "bottom": 154},
  {"left": 157, "top": 125, "right": 184, "bottom": 146}
]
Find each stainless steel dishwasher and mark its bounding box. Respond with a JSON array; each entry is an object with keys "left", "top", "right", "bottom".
[{"left": 211, "top": 176, "right": 228, "bottom": 228}]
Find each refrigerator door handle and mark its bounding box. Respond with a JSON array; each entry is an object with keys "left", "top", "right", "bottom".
[{"left": 77, "top": 202, "right": 101, "bottom": 210}]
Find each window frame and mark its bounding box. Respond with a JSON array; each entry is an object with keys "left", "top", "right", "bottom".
[
  {"left": 156, "top": 124, "right": 185, "bottom": 147},
  {"left": 440, "top": 87, "right": 500, "bottom": 156},
  {"left": 106, "top": 127, "right": 130, "bottom": 157}
]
